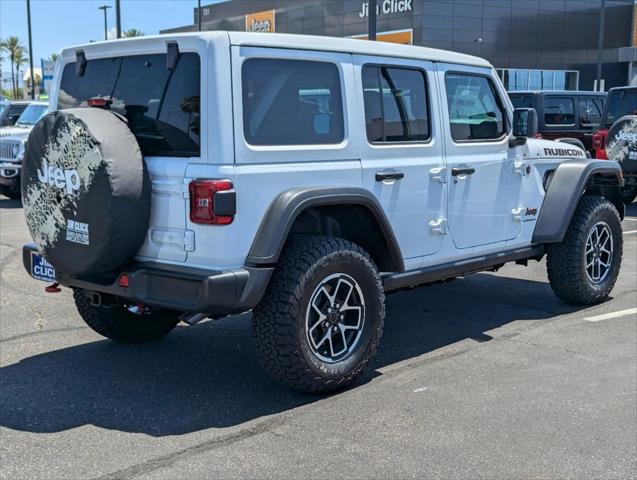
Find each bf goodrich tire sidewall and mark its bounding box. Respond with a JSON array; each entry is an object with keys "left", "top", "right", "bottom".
[
  {"left": 296, "top": 255, "right": 382, "bottom": 379},
  {"left": 21, "top": 109, "right": 150, "bottom": 276}
]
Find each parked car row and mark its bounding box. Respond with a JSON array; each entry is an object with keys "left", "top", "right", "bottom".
[{"left": 0, "top": 101, "right": 49, "bottom": 199}]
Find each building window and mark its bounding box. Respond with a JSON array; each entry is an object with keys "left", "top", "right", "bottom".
[
  {"left": 241, "top": 58, "right": 344, "bottom": 146},
  {"left": 544, "top": 97, "right": 575, "bottom": 125},
  {"left": 497, "top": 69, "right": 579, "bottom": 91},
  {"left": 362, "top": 65, "right": 430, "bottom": 143},
  {"left": 445, "top": 73, "right": 506, "bottom": 142}
]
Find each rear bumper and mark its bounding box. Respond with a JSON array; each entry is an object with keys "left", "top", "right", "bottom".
[{"left": 22, "top": 243, "right": 272, "bottom": 315}]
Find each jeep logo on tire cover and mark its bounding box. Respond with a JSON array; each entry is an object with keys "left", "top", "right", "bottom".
[{"left": 607, "top": 115, "right": 637, "bottom": 164}]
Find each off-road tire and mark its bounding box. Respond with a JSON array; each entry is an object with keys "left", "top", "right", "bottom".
[
  {"left": 547, "top": 195, "right": 623, "bottom": 305},
  {"left": 0, "top": 185, "right": 21, "bottom": 200},
  {"left": 73, "top": 289, "right": 179, "bottom": 343},
  {"left": 253, "top": 236, "right": 385, "bottom": 394},
  {"left": 602, "top": 184, "right": 637, "bottom": 206}
]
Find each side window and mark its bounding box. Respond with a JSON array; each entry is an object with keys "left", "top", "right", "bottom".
[
  {"left": 242, "top": 58, "right": 344, "bottom": 146},
  {"left": 362, "top": 66, "right": 430, "bottom": 142},
  {"left": 579, "top": 98, "right": 601, "bottom": 126},
  {"left": 544, "top": 97, "right": 575, "bottom": 125},
  {"left": 444, "top": 73, "right": 506, "bottom": 142}
]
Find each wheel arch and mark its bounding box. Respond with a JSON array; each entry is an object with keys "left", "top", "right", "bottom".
[
  {"left": 532, "top": 159, "right": 624, "bottom": 244},
  {"left": 246, "top": 187, "right": 404, "bottom": 273}
]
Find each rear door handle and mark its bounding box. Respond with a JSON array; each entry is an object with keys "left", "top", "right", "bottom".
[
  {"left": 451, "top": 167, "right": 476, "bottom": 176},
  {"left": 375, "top": 169, "right": 404, "bottom": 182}
]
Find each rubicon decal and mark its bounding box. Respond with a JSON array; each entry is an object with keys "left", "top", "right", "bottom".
[
  {"left": 543, "top": 147, "right": 584, "bottom": 157},
  {"left": 37, "top": 158, "right": 81, "bottom": 194}
]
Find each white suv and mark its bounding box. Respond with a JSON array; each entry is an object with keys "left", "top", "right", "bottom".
[{"left": 21, "top": 33, "right": 624, "bottom": 393}]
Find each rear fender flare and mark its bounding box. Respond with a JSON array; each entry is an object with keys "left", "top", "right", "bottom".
[{"left": 246, "top": 187, "right": 404, "bottom": 272}]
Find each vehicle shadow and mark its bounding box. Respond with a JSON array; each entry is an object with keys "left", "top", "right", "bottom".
[
  {"left": 0, "top": 271, "right": 581, "bottom": 437},
  {"left": 0, "top": 197, "right": 22, "bottom": 209}
]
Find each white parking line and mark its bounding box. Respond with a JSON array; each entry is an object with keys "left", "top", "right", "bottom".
[
  {"left": 624, "top": 218, "right": 637, "bottom": 222},
  {"left": 623, "top": 230, "right": 637, "bottom": 235},
  {"left": 584, "top": 308, "right": 637, "bottom": 322}
]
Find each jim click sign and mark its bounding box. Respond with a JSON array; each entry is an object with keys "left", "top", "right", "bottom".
[
  {"left": 246, "top": 9, "right": 275, "bottom": 33},
  {"left": 358, "top": 0, "right": 413, "bottom": 17}
]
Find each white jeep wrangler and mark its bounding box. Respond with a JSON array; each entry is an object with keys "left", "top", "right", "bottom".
[{"left": 21, "top": 32, "right": 624, "bottom": 393}]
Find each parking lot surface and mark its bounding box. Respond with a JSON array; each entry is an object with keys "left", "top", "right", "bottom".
[{"left": 1, "top": 197, "right": 635, "bottom": 480}]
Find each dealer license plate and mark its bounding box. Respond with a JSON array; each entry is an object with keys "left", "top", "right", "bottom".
[{"left": 30, "top": 251, "right": 56, "bottom": 282}]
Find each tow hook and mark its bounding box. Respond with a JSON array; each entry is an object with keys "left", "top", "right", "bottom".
[{"left": 45, "top": 283, "right": 61, "bottom": 293}]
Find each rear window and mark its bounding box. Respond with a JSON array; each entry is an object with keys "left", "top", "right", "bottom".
[
  {"left": 509, "top": 94, "right": 535, "bottom": 109},
  {"left": 242, "top": 58, "right": 344, "bottom": 146},
  {"left": 58, "top": 53, "right": 200, "bottom": 157},
  {"left": 604, "top": 90, "right": 637, "bottom": 128},
  {"left": 544, "top": 97, "right": 575, "bottom": 126}
]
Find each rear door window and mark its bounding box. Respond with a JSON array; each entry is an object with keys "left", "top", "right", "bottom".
[
  {"left": 242, "top": 58, "right": 344, "bottom": 146},
  {"left": 362, "top": 65, "right": 430, "bottom": 143},
  {"left": 544, "top": 97, "right": 575, "bottom": 125},
  {"left": 578, "top": 98, "right": 602, "bottom": 126},
  {"left": 58, "top": 53, "right": 201, "bottom": 157},
  {"left": 509, "top": 94, "right": 535, "bottom": 109}
]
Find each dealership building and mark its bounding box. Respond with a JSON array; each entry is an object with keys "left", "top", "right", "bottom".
[{"left": 162, "top": 0, "right": 637, "bottom": 91}]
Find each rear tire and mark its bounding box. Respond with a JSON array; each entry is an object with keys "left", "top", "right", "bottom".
[
  {"left": 73, "top": 289, "right": 179, "bottom": 343},
  {"left": 547, "top": 195, "right": 622, "bottom": 305},
  {"left": 253, "top": 236, "right": 385, "bottom": 394}
]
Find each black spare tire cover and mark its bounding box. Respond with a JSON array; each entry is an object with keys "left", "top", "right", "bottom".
[
  {"left": 606, "top": 115, "right": 637, "bottom": 173},
  {"left": 21, "top": 108, "right": 151, "bottom": 276}
]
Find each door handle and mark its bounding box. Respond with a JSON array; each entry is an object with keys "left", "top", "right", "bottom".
[
  {"left": 375, "top": 169, "right": 404, "bottom": 182},
  {"left": 451, "top": 167, "right": 476, "bottom": 177}
]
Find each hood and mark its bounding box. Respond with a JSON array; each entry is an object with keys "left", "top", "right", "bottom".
[
  {"left": 0, "top": 125, "right": 32, "bottom": 138},
  {"left": 524, "top": 138, "right": 587, "bottom": 161},
  {"left": 0, "top": 130, "right": 31, "bottom": 143}
]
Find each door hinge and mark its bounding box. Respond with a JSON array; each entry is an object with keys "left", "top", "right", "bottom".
[
  {"left": 151, "top": 228, "right": 196, "bottom": 251},
  {"left": 429, "top": 166, "right": 447, "bottom": 183},
  {"left": 429, "top": 218, "right": 448, "bottom": 235},
  {"left": 514, "top": 161, "right": 531, "bottom": 176}
]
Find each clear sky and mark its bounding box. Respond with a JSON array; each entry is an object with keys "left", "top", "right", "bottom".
[{"left": 1, "top": 0, "right": 209, "bottom": 76}]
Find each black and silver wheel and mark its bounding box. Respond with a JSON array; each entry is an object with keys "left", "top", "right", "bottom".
[
  {"left": 253, "top": 236, "right": 385, "bottom": 394},
  {"left": 547, "top": 195, "right": 623, "bottom": 305},
  {"left": 73, "top": 289, "right": 179, "bottom": 343}
]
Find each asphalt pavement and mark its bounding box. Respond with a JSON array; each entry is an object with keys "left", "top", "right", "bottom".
[{"left": 1, "top": 196, "right": 635, "bottom": 480}]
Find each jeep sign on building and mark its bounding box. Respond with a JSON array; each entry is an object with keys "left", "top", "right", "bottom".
[{"left": 166, "top": 0, "right": 635, "bottom": 91}]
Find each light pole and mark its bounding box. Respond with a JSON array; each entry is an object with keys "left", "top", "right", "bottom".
[
  {"left": 198, "top": 0, "right": 202, "bottom": 31},
  {"left": 115, "top": 0, "right": 121, "bottom": 39},
  {"left": 98, "top": 5, "right": 112, "bottom": 41},
  {"left": 368, "top": 0, "right": 377, "bottom": 41},
  {"left": 595, "top": 0, "right": 606, "bottom": 91},
  {"left": 26, "top": 0, "right": 35, "bottom": 99}
]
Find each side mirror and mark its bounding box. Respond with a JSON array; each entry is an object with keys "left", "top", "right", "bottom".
[{"left": 512, "top": 108, "right": 538, "bottom": 138}]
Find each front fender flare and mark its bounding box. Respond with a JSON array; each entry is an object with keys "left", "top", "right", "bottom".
[
  {"left": 532, "top": 159, "right": 623, "bottom": 244},
  {"left": 246, "top": 187, "right": 404, "bottom": 271}
]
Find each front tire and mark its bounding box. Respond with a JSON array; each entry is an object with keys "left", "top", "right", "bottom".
[
  {"left": 73, "top": 289, "right": 180, "bottom": 343},
  {"left": 547, "top": 195, "right": 623, "bottom": 305},
  {"left": 253, "top": 236, "right": 385, "bottom": 394}
]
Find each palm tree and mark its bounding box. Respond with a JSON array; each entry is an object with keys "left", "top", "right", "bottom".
[
  {"left": 14, "top": 47, "right": 28, "bottom": 98},
  {"left": 0, "top": 36, "right": 25, "bottom": 98},
  {"left": 122, "top": 29, "right": 144, "bottom": 38},
  {"left": 48, "top": 53, "right": 59, "bottom": 62}
]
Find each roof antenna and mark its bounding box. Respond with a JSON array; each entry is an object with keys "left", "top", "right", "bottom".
[{"left": 76, "top": 51, "right": 87, "bottom": 76}]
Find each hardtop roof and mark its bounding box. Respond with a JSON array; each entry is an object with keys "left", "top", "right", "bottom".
[{"left": 60, "top": 31, "right": 491, "bottom": 68}]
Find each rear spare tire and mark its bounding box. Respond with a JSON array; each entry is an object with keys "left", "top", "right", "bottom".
[{"left": 21, "top": 108, "right": 150, "bottom": 276}]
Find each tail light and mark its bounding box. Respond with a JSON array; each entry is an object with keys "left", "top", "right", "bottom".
[
  {"left": 189, "top": 179, "right": 235, "bottom": 225},
  {"left": 533, "top": 132, "right": 543, "bottom": 139},
  {"left": 592, "top": 133, "right": 603, "bottom": 151}
]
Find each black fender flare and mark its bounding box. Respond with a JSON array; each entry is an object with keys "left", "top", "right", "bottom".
[
  {"left": 246, "top": 187, "right": 404, "bottom": 272},
  {"left": 532, "top": 159, "right": 623, "bottom": 244}
]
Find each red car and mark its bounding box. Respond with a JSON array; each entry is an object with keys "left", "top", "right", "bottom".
[{"left": 593, "top": 86, "right": 637, "bottom": 204}]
